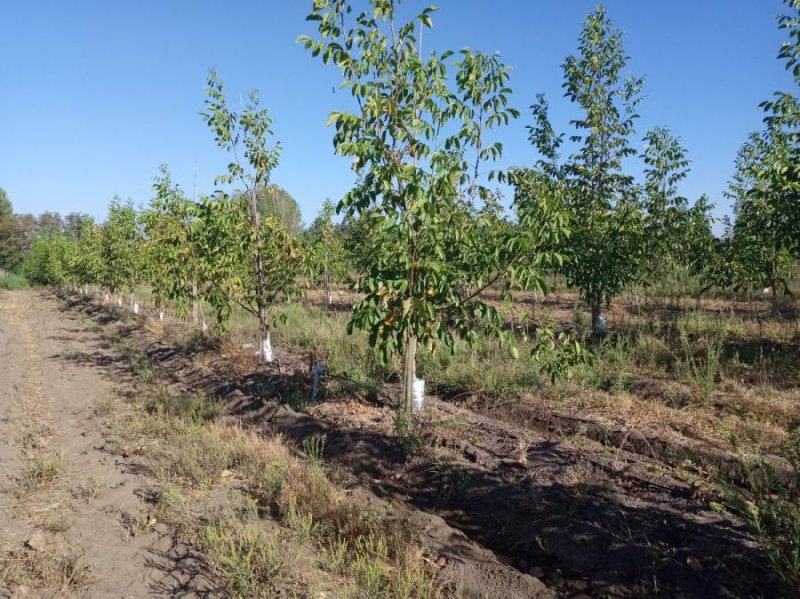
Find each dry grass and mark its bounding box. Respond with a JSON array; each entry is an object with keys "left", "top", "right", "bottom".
[
  {"left": 72, "top": 475, "right": 107, "bottom": 504},
  {"left": 149, "top": 288, "right": 800, "bottom": 461},
  {"left": 0, "top": 542, "right": 92, "bottom": 595},
  {"left": 16, "top": 450, "right": 65, "bottom": 495},
  {"left": 99, "top": 358, "right": 438, "bottom": 598},
  {"left": 142, "top": 314, "right": 166, "bottom": 339}
]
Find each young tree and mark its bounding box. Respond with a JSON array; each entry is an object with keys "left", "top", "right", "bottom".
[
  {"left": 71, "top": 219, "right": 103, "bottom": 290},
  {"left": 0, "top": 188, "right": 12, "bottom": 221},
  {"left": 679, "top": 194, "right": 717, "bottom": 282},
  {"left": 23, "top": 234, "right": 69, "bottom": 286},
  {"left": 142, "top": 166, "right": 205, "bottom": 321},
  {"left": 640, "top": 126, "right": 691, "bottom": 276},
  {"left": 759, "top": 0, "right": 800, "bottom": 257},
  {"left": 0, "top": 215, "right": 36, "bottom": 272},
  {"left": 726, "top": 130, "right": 795, "bottom": 299},
  {"left": 99, "top": 198, "right": 144, "bottom": 307},
  {"left": 302, "top": 0, "right": 568, "bottom": 411},
  {"left": 532, "top": 5, "right": 645, "bottom": 332},
  {"left": 703, "top": 1, "right": 799, "bottom": 302},
  {"left": 306, "top": 199, "right": 349, "bottom": 307},
  {"left": 200, "top": 71, "right": 302, "bottom": 363},
  {"left": 340, "top": 212, "right": 377, "bottom": 277}
]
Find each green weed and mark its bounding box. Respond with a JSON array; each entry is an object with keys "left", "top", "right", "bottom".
[
  {"left": 0, "top": 272, "right": 29, "bottom": 290},
  {"left": 677, "top": 324, "right": 723, "bottom": 400}
]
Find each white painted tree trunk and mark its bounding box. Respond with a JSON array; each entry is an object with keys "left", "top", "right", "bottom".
[
  {"left": 412, "top": 377, "right": 425, "bottom": 414},
  {"left": 262, "top": 330, "right": 273, "bottom": 363}
]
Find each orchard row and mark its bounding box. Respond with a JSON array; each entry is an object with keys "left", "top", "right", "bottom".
[{"left": 17, "top": 1, "right": 800, "bottom": 412}]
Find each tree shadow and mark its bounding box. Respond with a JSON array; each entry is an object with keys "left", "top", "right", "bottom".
[{"left": 143, "top": 532, "right": 222, "bottom": 598}]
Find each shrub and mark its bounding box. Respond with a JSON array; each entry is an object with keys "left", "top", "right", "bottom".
[{"left": 0, "top": 271, "right": 29, "bottom": 290}]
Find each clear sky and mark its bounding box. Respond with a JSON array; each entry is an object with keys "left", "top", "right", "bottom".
[{"left": 1, "top": 1, "right": 795, "bottom": 230}]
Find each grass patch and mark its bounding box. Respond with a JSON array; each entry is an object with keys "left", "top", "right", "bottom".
[
  {"left": 119, "top": 345, "right": 155, "bottom": 383},
  {"left": 734, "top": 434, "right": 800, "bottom": 597},
  {"left": 0, "top": 272, "right": 29, "bottom": 290},
  {"left": 199, "top": 509, "right": 293, "bottom": 599},
  {"left": 17, "top": 451, "right": 65, "bottom": 493},
  {"left": 144, "top": 389, "right": 222, "bottom": 423},
  {"left": 102, "top": 384, "right": 437, "bottom": 598},
  {"left": 676, "top": 324, "right": 724, "bottom": 400},
  {"left": 577, "top": 337, "right": 633, "bottom": 393},
  {"left": 0, "top": 546, "right": 91, "bottom": 594},
  {"left": 73, "top": 475, "right": 106, "bottom": 504}
]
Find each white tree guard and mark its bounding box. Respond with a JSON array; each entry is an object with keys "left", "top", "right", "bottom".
[
  {"left": 412, "top": 378, "right": 425, "bottom": 413},
  {"left": 262, "top": 333, "right": 273, "bottom": 363}
]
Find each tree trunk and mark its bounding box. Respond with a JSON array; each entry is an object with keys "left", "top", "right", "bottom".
[
  {"left": 325, "top": 268, "right": 332, "bottom": 309},
  {"left": 403, "top": 334, "right": 418, "bottom": 413},
  {"left": 590, "top": 301, "right": 602, "bottom": 334},
  {"left": 192, "top": 283, "right": 199, "bottom": 325},
  {"left": 771, "top": 280, "right": 779, "bottom": 314},
  {"left": 250, "top": 186, "right": 271, "bottom": 365}
]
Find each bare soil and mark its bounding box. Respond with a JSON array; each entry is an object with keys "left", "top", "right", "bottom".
[
  {"left": 0, "top": 289, "right": 221, "bottom": 598},
  {"left": 56, "top": 290, "right": 784, "bottom": 598}
]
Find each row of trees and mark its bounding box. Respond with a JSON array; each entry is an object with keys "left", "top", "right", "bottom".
[
  {"left": 0, "top": 193, "right": 95, "bottom": 274},
  {"left": 709, "top": 0, "right": 800, "bottom": 301},
  {"left": 15, "top": 1, "right": 800, "bottom": 413}
]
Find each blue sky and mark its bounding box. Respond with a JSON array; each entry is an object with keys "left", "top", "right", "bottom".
[{"left": 0, "top": 1, "right": 795, "bottom": 230}]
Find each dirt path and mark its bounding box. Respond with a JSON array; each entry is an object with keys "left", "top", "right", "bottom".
[{"left": 0, "top": 290, "right": 212, "bottom": 599}]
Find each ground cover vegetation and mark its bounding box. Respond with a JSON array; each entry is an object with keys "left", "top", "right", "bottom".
[{"left": 5, "top": 0, "right": 800, "bottom": 595}]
